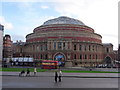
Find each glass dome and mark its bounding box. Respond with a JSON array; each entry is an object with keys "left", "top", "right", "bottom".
[{"left": 42, "top": 16, "right": 85, "bottom": 26}]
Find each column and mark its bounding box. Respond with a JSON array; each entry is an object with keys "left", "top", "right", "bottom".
[
  {"left": 56, "top": 42, "right": 58, "bottom": 50},
  {"left": 47, "top": 42, "right": 49, "bottom": 50},
  {"left": 62, "top": 42, "right": 63, "bottom": 50},
  {"left": 66, "top": 42, "right": 68, "bottom": 50}
]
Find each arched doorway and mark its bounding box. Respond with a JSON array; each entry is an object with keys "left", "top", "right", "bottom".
[
  {"left": 54, "top": 53, "right": 66, "bottom": 67},
  {"left": 104, "top": 56, "right": 112, "bottom": 67}
]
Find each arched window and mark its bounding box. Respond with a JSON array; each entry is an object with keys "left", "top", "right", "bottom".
[{"left": 104, "top": 56, "right": 112, "bottom": 64}]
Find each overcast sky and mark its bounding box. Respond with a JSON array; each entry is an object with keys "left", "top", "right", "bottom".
[{"left": 0, "top": 0, "right": 119, "bottom": 50}]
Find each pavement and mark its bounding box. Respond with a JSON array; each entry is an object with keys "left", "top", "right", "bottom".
[
  {"left": 63, "top": 67, "right": 119, "bottom": 72},
  {"left": 1, "top": 71, "right": 119, "bottom": 88},
  {"left": 2, "top": 72, "right": 119, "bottom": 88},
  {"left": 1, "top": 71, "right": 119, "bottom": 78}
]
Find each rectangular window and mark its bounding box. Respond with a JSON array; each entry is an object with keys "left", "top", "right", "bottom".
[
  {"left": 80, "top": 55, "right": 82, "bottom": 59},
  {"left": 96, "top": 46, "right": 97, "bottom": 51},
  {"left": 85, "top": 45, "right": 87, "bottom": 51},
  {"left": 93, "top": 46, "right": 94, "bottom": 51},
  {"left": 85, "top": 55, "right": 87, "bottom": 59},
  {"left": 46, "top": 45, "right": 47, "bottom": 50},
  {"left": 63, "top": 42, "right": 65, "bottom": 47},
  {"left": 58, "top": 42, "right": 62, "bottom": 49},
  {"left": 45, "top": 54, "right": 48, "bottom": 59},
  {"left": 89, "top": 55, "right": 91, "bottom": 59},
  {"left": 54, "top": 42, "right": 56, "bottom": 50},
  {"left": 41, "top": 54, "right": 43, "bottom": 59},
  {"left": 40, "top": 45, "right": 43, "bottom": 51},
  {"left": 74, "top": 44, "right": 76, "bottom": 50},
  {"left": 106, "top": 48, "right": 109, "bottom": 53},
  {"left": 63, "top": 42, "right": 65, "bottom": 48},
  {"left": 79, "top": 45, "right": 82, "bottom": 51},
  {"left": 68, "top": 42, "right": 70, "bottom": 50},
  {"left": 89, "top": 45, "right": 91, "bottom": 51},
  {"left": 74, "top": 54, "right": 76, "bottom": 59},
  {"left": 93, "top": 55, "right": 94, "bottom": 59},
  {"left": 44, "top": 44, "right": 47, "bottom": 50}
]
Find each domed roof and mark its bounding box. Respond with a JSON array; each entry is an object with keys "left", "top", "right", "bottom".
[{"left": 42, "top": 16, "right": 85, "bottom": 26}]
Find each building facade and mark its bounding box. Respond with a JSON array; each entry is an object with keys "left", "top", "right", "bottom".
[
  {"left": 3, "top": 34, "right": 13, "bottom": 58},
  {"left": 0, "top": 24, "right": 4, "bottom": 61},
  {"left": 17, "top": 16, "right": 115, "bottom": 67},
  {"left": 118, "top": 44, "right": 120, "bottom": 61},
  {"left": 12, "top": 40, "right": 25, "bottom": 57}
]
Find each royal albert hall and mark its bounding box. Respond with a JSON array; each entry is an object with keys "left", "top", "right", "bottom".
[{"left": 25, "top": 16, "right": 108, "bottom": 67}]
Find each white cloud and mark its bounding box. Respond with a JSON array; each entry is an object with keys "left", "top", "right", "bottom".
[
  {"left": 1, "top": 0, "right": 44, "bottom": 2},
  {"left": 11, "top": 34, "right": 25, "bottom": 42},
  {"left": 0, "top": 16, "right": 13, "bottom": 30},
  {"left": 9, "top": 16, "right": 56, "bottom": 42},
  {"left": 50, "top": 0, "right": 118, "bottom": 50},
  {"left": 1, "top": 0, "right": 119, "bottom": 50},
  {"left": 40, "top": 5, "right": 49, "bottom": 9}
]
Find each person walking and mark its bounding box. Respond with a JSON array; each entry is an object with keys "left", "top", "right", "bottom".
[
  {"left": 58, "top": 70, "right": 62, "bottom": 82},
  {"left": 55, "top": 71, "right": 58, "bottom": 83},
  {"left": 19, "top": 69, "right": 25, "bottom": 77},
  {"left": 26, "top": 68, "right": 30, "bottom": 76},
  {"left": 34, "top": 67, "right": 37, "bottom": 76}
]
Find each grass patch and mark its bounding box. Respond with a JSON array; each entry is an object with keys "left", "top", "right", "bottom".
[
  {"left": 0, "top": 68, "right": 119, "bottom": 73},
  {"left": 0, "top": 68, "right": 48, "bottom": 72}
]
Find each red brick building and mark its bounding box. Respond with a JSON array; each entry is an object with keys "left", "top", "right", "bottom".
[
  {"left": 11, "top": 16, "right": 116, "bottom": 67},
  {"left": 12, "top": 40, "right": 25, "bottom": 57},
  {"left": 17, "top": 16, "right": 115, "bottom": 67},
  {"left": 3, "top": 34, "right": 13, "bottom": 58}
]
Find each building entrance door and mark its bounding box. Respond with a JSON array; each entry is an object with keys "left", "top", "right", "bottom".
[
  {"left": 104, "top": 56, "right": 112, "bottom": 67},
  {"left": 54, "top": 53, "right": 65, "bottom": 67}
]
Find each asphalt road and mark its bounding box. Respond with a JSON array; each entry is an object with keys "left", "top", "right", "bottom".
[{"left": 2, "top": 75, "right": 118, "bottom": 88}]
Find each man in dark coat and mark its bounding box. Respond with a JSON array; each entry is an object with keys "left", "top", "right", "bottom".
[{"left": 55, "top": 71, "right": 58, "bottom": 83}]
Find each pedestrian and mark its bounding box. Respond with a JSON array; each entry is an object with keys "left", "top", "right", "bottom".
[
  {"left": 55, "top": 71, "right": 58, "bottom": 83},
  {"left": 26, "top": 68, "right": 30, "bottom": 76},
  {"left": 89, "top": 68, "right": 92, "bottom": 71},
  {"left": 58, "top": 70, "right": 62, "bottom": 82},
  {"left": 34, "top": 67, "right": 37, "bottom": 76},
  {"left": 19, "top": 69, "right": 25, "bottom": 77}
]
